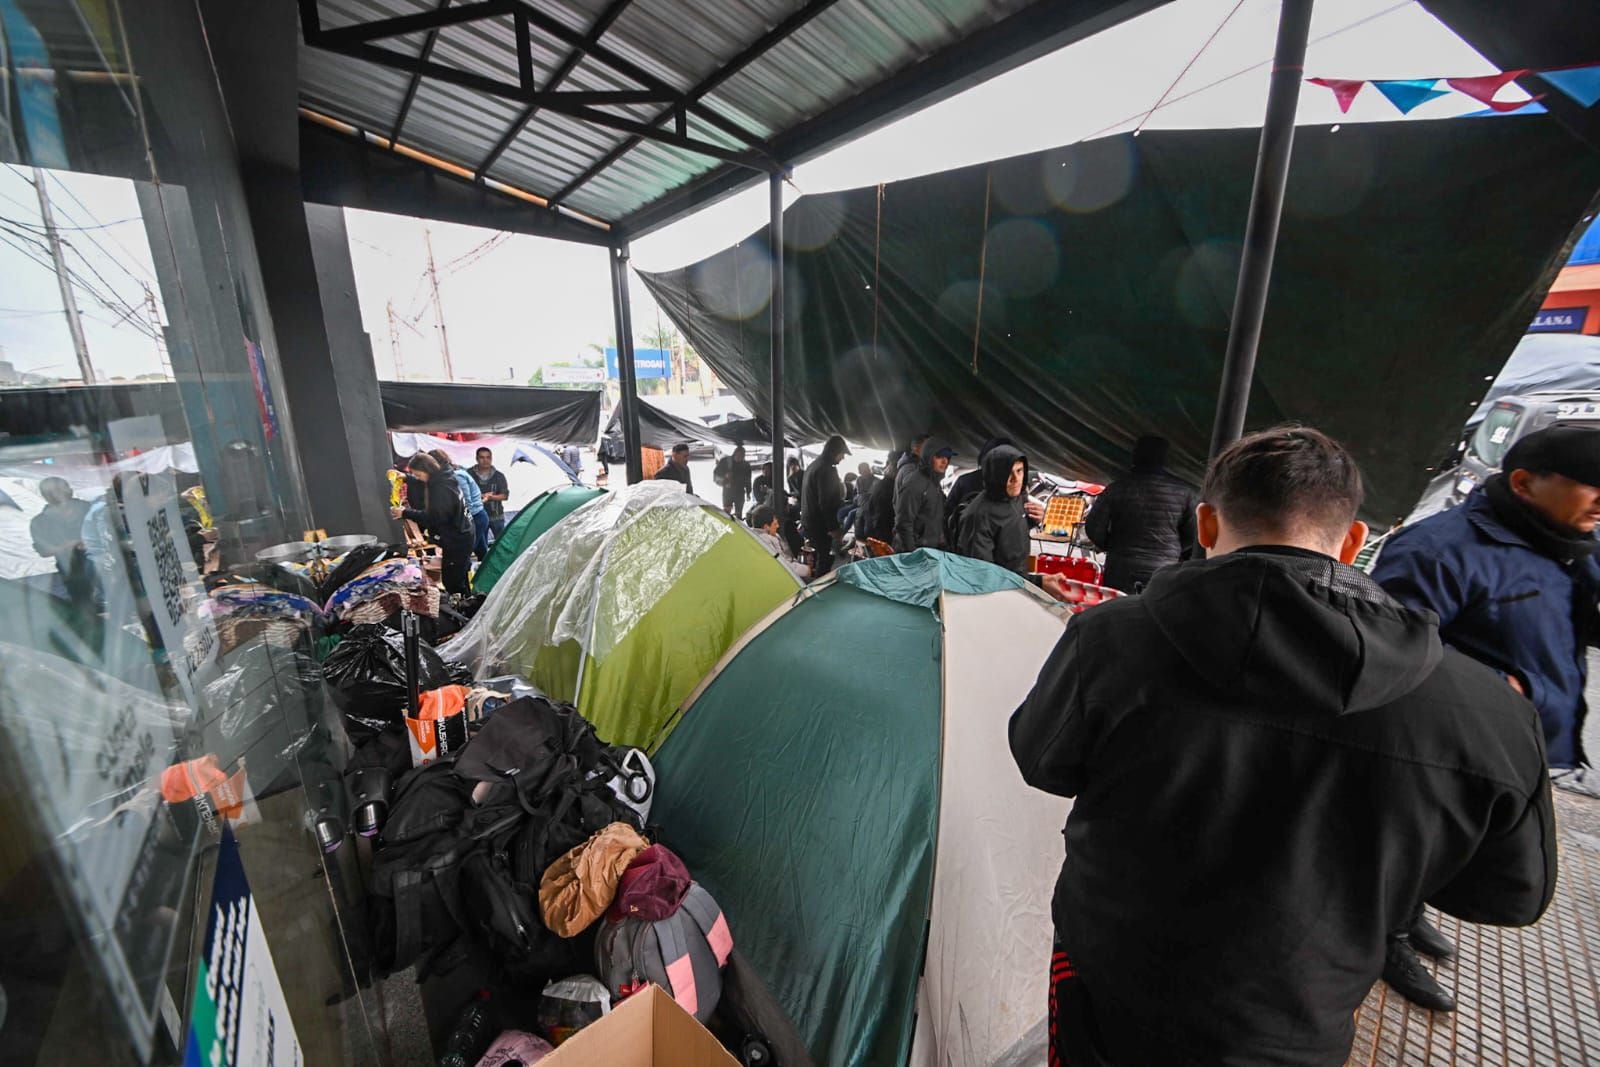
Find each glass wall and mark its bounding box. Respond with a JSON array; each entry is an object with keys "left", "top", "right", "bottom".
[{"left": 0, "top": 1, "right": 382, "bottom": 1062}]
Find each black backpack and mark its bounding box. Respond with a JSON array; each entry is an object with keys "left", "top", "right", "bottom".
[{"left": 365, "top": 697, "right": 643, "bottom": 981}]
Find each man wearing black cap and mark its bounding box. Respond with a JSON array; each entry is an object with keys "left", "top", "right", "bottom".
[
  {"left": 1372, "top": 423, "right": 1600, "bottom": 1009},
  {"left": 894, "top": 441, "right": 955, "bottom": 553},
  {"left": 802, "top": 435, "right": 851, "bottom": 577}
]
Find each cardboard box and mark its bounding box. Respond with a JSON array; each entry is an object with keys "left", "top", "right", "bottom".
[{"left": 540, "top": 985, "right": 738, "bottom": 1066}]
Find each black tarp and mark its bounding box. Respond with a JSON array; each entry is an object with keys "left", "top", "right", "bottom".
[
  {"left": 377, "top": 381, "right": 601, "bottom": 442},
  {"left": 639, "top": 117, "right": 1600, "bottom": 522},
  {"left": 601, "top": 397, "right": 726, "bottom": 456},
  {"left": 0, "top": 382, "right": 191, "bottom": 448},
  {"left": 2, "top": 379, "right": 601, "bottom": 449}
]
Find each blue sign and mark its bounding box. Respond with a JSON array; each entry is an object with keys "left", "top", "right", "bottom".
[
  {"left": 605, "top": 347, "right": 671, "bottom": 379},
  {"left": 1530, "top": 307, "right": 1587, "bottom": 333}
]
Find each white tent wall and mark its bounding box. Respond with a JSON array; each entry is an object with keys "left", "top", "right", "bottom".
[{"left": 911, "top": 588, "right": 1073, "bottom": 1066}]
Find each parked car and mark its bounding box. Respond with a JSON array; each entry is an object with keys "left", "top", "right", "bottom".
[{"left": 1406, "top": 391, "right": 1600, "bottom": 523}]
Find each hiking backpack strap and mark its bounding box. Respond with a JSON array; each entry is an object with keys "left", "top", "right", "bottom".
[
  {"left": 653, "top": 910, "right": 701, "bottom": 1018},
  {"left": 678, "top": 884, "right": 733, "bottom": 967}
]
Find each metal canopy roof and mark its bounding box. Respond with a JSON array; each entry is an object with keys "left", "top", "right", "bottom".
[{"left": 296, "top": 0, "right": 1169, "bottom": 242}]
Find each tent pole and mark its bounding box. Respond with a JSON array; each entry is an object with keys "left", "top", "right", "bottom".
[
  {"left": 769, "top": 169, "right": 787, "bottom": 520},
  {"left": 611, "top": 242, "right": 644, "bottom": 483},
  {"left": 1207, "top": 0, "right": 1314, "bottom": 459}
]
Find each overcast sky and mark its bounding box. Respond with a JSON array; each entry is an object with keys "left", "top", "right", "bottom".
[{"left": 0, "top": 0, "right": 1513, "bottom": 386}]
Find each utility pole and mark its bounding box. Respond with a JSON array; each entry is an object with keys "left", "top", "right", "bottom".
[
  {"left": 33, "top": 167, "right": 95, "bottom": 384},
  {"left": 386, "top": 299, "right": 406, "bottom": 379},
  {"left": 142, "top": 283, "right": 171, "bottom": 377},
  {"left": 423, "top": 228, "right": 455, "bottom": 380}
]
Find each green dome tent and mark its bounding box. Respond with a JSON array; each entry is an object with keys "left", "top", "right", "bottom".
[
  {"left": 442, "top": 481, "right": 800, "bottom": 751},
  {"left": 473, "top": 484, "right": 603, "bottom": 594},
  {"left": 651, "top": 551, "right": 1073, "bottom": 1066}
]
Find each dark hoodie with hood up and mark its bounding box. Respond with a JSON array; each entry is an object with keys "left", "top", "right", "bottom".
[
  {"left": 1011, "top": 546, "right": 1554, "bottom": 1067},
  {"left": 957, "top": 444, "right": 1030, "bottom": 573}
]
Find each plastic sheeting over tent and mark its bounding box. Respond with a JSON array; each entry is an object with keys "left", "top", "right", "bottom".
[
  {"left": 379, "top": 380, "right": 601, "bottom": 443},
  {"left": 471, "top": 485, "right": 603, "bottom": 595},
  {"left": 651, "top": 550, "right": 1072, "bottom": 1066},
  {"left": 440, "top": 482, "right": 798, "bottom": 750},
  {"left": 639, "top": 117, "right": 1600, "bottom": 523},
  {"left": 1469, "top": 333, "right": 1600, "bottom": 428}
]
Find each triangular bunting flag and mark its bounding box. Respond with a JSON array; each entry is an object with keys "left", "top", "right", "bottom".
[
  {"left": 1542, "top": 64, "right": 1600, "bottom": 108},
  {"left": 1372, "top": 78, "right": 1449, "bottom": 114},
  {"left": 1308, "top": 77, "right": 1365, "bottom": 113},
  {"left": 1447, "top": 71, "right": 1542, "bottom": 112}
]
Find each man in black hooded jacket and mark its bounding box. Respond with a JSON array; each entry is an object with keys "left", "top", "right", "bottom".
[
  {"left": 1012, "top": 425, "right": 1554, "bottom": 1067},
  {"left": 957, "top": 443, "right": 1041, "bottom": 573}
]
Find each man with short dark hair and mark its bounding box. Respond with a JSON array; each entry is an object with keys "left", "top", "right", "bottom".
[
  {"left": 1084, "top": 435, "right": 1198, "bottom": 593},
  {"left": 1013, "top": 425, "right": 1553, "bottom": 1067},
  {"left": 655, "top": 442, "right": 694, "bottom": 493},
  {"left": 470, "top": 447, "right": 510, "bottom": 540},
  {"left": 802, "top": 435, "right": 850, "bottom": 577}
]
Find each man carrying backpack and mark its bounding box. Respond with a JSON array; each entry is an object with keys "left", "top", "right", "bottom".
[
  {"left": 715, "top": 446, "right": 753, "bottom": 520},
  {"left": 1013, "top": 425, "right": 1554, "bottom": 1067}
]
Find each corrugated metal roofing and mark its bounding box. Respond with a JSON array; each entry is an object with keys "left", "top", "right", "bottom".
[{"left": 296, "top": 0, "right": 1157, "bottom": 235}]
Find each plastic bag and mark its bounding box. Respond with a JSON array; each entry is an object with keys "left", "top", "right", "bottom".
[
  {"left": 536, "top": 976, "right": 611, "bottom": 1046},
  {"left": 476, "top": 1030, "right": 552, "bottom": 1066},
  {"left": 321, "top": 624, "right": 459, "bottom": 731}
]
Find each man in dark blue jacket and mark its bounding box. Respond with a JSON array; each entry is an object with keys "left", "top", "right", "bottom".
[{"left": 1372, "top": 424, "right": 1600, "bottom": 1009}]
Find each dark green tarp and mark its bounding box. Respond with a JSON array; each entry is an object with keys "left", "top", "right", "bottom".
[
  {"left": 639, "top": 117, "right": 1600, "bottom": 522},
  {"left": 471, "top": 485, "right": 603, "bottom": 594},
  {"left": 651, "top": 584, "right": 941, "bottom": 1066}
]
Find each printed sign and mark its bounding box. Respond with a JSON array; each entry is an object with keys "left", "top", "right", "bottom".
[
  {"left": 1530, "top": 306, "right": 1587, "bottom": 333},
  {"left": 185, "top": 827, "right": 303, "bottom": 1067},
  {"left": 121, "top": 470, "right": 219, "bottom": 706},
  {"left": 543, "top": 364, "right": 606, "bottom": 384},
  {"left": 605, "top": 346, "right": 671, "bottom": 380}
]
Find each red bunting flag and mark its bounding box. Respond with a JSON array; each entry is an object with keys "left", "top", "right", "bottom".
[
  {"left": 1308, "top": 78, "right": 1366, "bottom": 113},
  {"left": 1446, "top": 70, "right": 1544, "bottom": 112}
]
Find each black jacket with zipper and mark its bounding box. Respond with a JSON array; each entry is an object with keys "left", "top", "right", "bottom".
[
  {"left": 1083, "top": 465, "right": 1198, "bottom": 592},
  {"left": 1011, "top": 546, "right": 1554, "bottom": 1067},
  {"left": 957, "top": 444, "right": 1030, "bottom": 573}
]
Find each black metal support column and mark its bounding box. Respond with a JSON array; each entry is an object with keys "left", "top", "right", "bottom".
[
  {"left": 610, "top": 243, "right": 644, "bottom": 484},
  {"left": 1207, "top": 0, "right": 1314, "bottom": 459},
  {"left": 768, "top": 170, "right": 786, "bottom": 518}
]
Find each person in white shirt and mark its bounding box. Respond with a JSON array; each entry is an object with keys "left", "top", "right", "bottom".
[{"left": 748, "top": 503, "right": 810, "bottom": 581}]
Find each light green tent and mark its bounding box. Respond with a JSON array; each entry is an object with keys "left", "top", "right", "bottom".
[
  {"left": 442, "top": 481, "right": 799, "bottom": 751},
  {"left": 473, "top": 485, "right": 603, "bottom": 594},
  {"left": 652, "top": 551, "right": 1073, "bottom": 1065}
]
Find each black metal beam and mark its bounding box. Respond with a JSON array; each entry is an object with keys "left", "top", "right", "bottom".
[
  {"left": 550, "top": 0, "right": 839, "bottom": 207},
  {"left": 1208, "top": 0, "right": 1314, "bottom": 458},
  {"left": 768, "top": 172, "right": 787, "bottom": 523},
  {"left": 390, "top": 0, "right": 453, "bottom": 146},
  {"left": 309, "top": 36, "right": 767, "bottom": 170},
  {"left": 313, "top": 0, "right": 511, "bottom": 47},
  {"left": 476, "top": 0, "right": 639, "bottom": 179},
  {"left": 508, "top": 0, "right": 769, "bottom": 152},
  {"left": 299, "top": 118, "right": 614, "bottom": 247},
  {"left": 616, "top": 0, "right": 1172, "bottom": 237},
  {"left": 610, "top": 244, "right": 644, "bottom": 483},
  {"left": 514, "top": 9, "right": 533, "bottom": 92}
]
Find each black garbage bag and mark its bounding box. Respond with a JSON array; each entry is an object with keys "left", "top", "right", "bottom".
[{"left": 321, "top": 623, "right": 459, "bottom": 736}]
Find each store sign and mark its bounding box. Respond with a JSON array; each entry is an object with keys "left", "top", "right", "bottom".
[
  {"left": 1530, "top": 306, "right": 1587, "bottom": 333},
  {"left": 605, "top": 347, "right": 671, "bottom": 379},
  {"left": 185, "top": 827, "right": 303, "bottom": 1067},
  {"left": 544, "top": 364, "right": 606, "bottom": 384},
  {"left": 121, "top": 469, "right": 219, "bottom": 705}
]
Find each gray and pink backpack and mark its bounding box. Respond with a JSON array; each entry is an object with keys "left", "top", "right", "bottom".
[{"left": 595, "top": 845, "right": 733, "bottom": 1021}]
